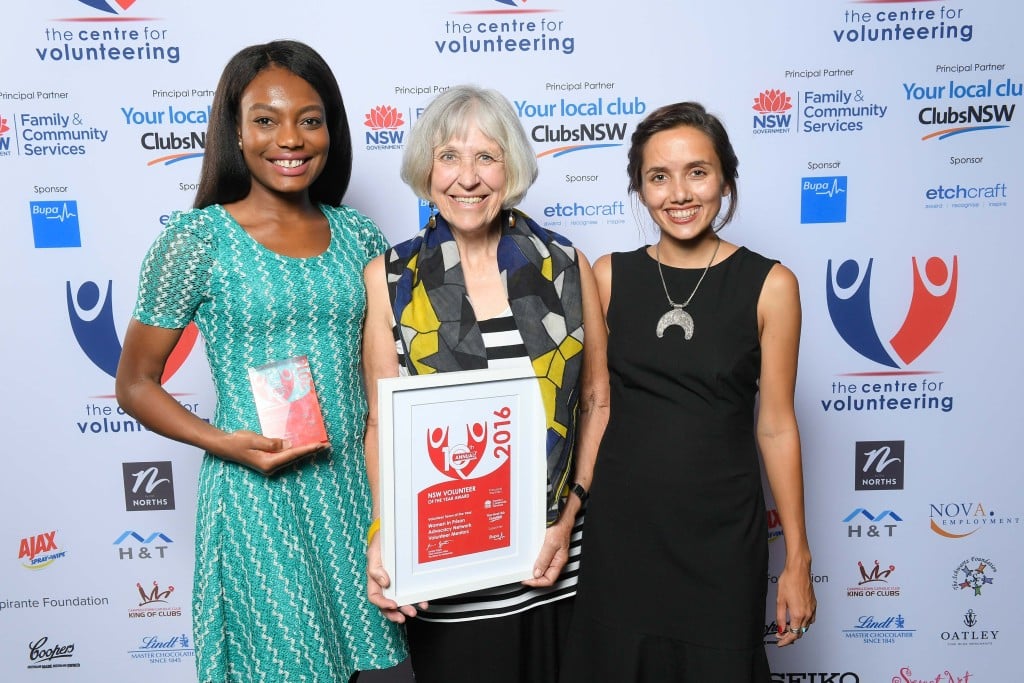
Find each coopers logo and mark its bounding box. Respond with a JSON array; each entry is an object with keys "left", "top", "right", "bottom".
[{"left": 435, "top": 1, "right": 577, "bottom": 56}]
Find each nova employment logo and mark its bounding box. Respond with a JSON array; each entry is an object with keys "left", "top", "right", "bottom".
[
  {"left": 18, "top": 531, "right": 68, "bottom": 570},
  {"left": 855, "top": 440, "right": 904, "bottom": 491},
  {"left": 363, "top": 105, "right": 405, "bottom": 151},
  {"left": 31, "top": 200, "right": 81, "bottom": 247},
  {"left": 929, "top": 501, "right": 1021, "bottom": 539},
  {"left": 801, "top": 176, "right": 847, "bottom": 223},
  {"left": 436, "top": 1, "right": 577, "bottom": 56},
  {"left": 826, "top": 255, "right": 957, "bottom": 369},
  {"left": 903, "top": 77, "right": 1020, "bottom": 140}
]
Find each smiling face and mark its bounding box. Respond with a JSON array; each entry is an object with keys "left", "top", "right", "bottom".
[
  {"left": 428, "top": 122, "right": 507, "bottom": 237},
  {"left": 237, "top": 65, "right": 329, "bottom": 200},
  {"left": 639, "top": 125, "right": 730, "bottom": 243}
]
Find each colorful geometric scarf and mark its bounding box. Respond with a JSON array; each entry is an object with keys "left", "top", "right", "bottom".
[{"left": 385, "top": 209, "right": 583, "bottom": 524}]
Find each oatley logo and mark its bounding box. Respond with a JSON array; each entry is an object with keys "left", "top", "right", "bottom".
[
  {"left": 364, "top": 105, "right": 405, "bottom": 150},
  {"left": 752, "top": 89, "right": 793, "bottom": 133}
]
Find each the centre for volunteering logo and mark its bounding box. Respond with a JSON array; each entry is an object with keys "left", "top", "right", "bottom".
[
  {"left": 37, "top": 1, "right": 182, "bottom": 65},
  {"left": 821, "top": 255, "right": 958, "bottom": 415},
  {"left": 435, "top": 1, "right": 578, "bottom": 57}
]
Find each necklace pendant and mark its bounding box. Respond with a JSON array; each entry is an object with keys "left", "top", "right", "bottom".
[{"left": 656, "top": 305, "right": 694, "bottom": 340}]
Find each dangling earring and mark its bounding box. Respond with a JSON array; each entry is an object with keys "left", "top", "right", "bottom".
[
  {"left": 427, "top": 202, "right": 437, "bottom": 229},
  {"left": 507, "top": 210, "right": 516, "bottom": 229},
  {"left": 237, "top": 139, "right": 242, "bottom": 149}
]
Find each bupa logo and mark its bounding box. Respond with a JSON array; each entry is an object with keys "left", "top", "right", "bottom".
[
  {"left": 752, "top": 89, "right": 793, "bottom": 131},
  {"left": 826, "top": 256, "right": 957, "bottom": 368},
  {"left": 801, "top": 176, "right": 847, "bottom": 223},
  {"left": 31, "top": 200, "right": 81, "bottom": 248},
  {"left": 66, "top": 280, "right": 197, "bottom": 380},
  {"left": 364, "top": 105, "right": 405, "bottom": 149}
]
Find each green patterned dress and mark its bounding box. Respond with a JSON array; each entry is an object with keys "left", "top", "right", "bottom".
[{"left": 132, "top": 204, "right": 406, "bottom": 682}]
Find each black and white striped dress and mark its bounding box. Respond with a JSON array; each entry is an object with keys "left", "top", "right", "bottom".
[{"left": 394, "top": 308, "right": 584, "bottom": 622}]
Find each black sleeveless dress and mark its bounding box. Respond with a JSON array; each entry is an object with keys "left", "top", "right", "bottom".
[{"left": 562, "top": 246, "right": 776, "bottom": 682}]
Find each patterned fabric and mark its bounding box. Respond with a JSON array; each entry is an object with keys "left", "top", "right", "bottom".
[
  {"left": 384, "top": 209, "right": 584, "bottom": 523},
  {"left": 132, "top": 204, "right": 406, "bottom": 682}
]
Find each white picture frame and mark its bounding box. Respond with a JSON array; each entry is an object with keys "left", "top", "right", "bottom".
[{"left": 377, "top": 366, "right": 547, "bottom": 606}]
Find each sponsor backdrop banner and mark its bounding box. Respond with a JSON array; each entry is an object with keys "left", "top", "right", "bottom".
[{"left": 1, "top": 0, "right": 1018, "bottom": 680}]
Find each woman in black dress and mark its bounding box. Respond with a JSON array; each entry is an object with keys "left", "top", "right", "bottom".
[{"left": 561, "top": 102, "right": 816, "bottom": 682}]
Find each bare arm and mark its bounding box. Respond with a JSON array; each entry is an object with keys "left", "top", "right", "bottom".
[
  {"left": 525, "top": 250, "right": 610, "bottom": 586},
  {"left": 755, "top": 263, "right": 816, "bottom": 645},
  {"left": 115, "top": 318, "right": 326, "bottom": 474},
  {"left": 360, "top": 255, "right": 424, "bottom": 621}
]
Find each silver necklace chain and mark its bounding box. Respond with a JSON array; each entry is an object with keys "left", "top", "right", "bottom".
[{"left": 655, "top": 237, "right": 721, "bottom": 309}]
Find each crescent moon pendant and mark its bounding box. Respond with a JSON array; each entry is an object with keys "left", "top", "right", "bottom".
[{"left": 656, "top": 306, "right": 694, "bottom": 340}]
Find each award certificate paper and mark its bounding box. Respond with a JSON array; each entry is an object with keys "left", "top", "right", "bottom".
[{"left": 378, "top": 367, "right": 546, "bottom": 605}]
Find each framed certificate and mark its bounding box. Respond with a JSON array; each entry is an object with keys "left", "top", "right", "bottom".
[{"left": 377, "top": 366, "right": 547, "bottom": 606}]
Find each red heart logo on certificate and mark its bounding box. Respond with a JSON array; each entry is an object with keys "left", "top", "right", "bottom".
[{"left": 426, "top": 423, "right": 488, "bottom": 480}]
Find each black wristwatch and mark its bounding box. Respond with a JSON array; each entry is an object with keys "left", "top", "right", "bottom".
[{"left": 569, "top": 482, "right": 589, "bottom": 504}]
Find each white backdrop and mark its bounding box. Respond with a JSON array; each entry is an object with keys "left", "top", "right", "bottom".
[{"left": 1, "top": 1, "right": 1020, "bottom": 681}]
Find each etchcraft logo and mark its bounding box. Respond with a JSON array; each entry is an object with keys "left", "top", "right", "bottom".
[
  {"left": 847, "top": 560, "right": 900, "bottom": 598},
  {"left": 929, "top": 501, "right": 1021, "bottom": 539},
  {"left": 751, "top": 87, "right": 887, "bottom": 134},
  {"left": 903, "top": 77, "right": 1019, "bottom": 140},
  {"left": 120, "top": 104, "right": 209, "bottom": 166},
  {"left": 26, "top": 636, "right": 80, "bottom": 670},
  {"left": 19, "top": 531, "right": 68, "bottom": 570},
  {"left": 364, "top": 105, "right": 406, "bottom": 151},
  {"left": 842, "top": 614, "right": 915, "bottom": 644},
  {"left": 128, "top": 580, "right": 182, "bottom": 619},
  {"left": 123, "top": 461, "right": 176, "bottom": 511},
  {"left": 513, "top": 95, "right": 642, "bottom": 158},
  {"left": 924, "top": 179, "right": 1008, "bottom": 210},
  {"left": 801, "top": 176, "right": 847, "bottom": 223},
  {"left": 434, "top": 1, "right": 578, "bottom": 57},
  {"left": 941, "top": 609, "right": 999, "bottom": 646},
  {"left": 844, "top": 508, "right": 902, "bottom": 538},
  {"left": 35, "top": 1, "right": 182, "bottom": 65},
  {"left": 114, "top": 531, "right": 173, "bottom": 561},
  {"left": 830, "top": 2, "right": 974, "bottom": 45},
  {"left": 30, "top": 200, "right": 81, "bottom": 248},
  {"left": 128, "top": 633, "right": 195, "bottom": 664},
  {"left": 855, "top": 441, "right": 904, "bottom": 490},
  {"left": 952, "top": 556, "right": 996, "bottom": 596}
]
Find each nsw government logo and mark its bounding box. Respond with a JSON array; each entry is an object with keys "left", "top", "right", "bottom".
[
  {"left": 364, "top": 105, "right": 405, "bottom": 151},
  {"left": 30, "top": 200, "right": 81, "bottom": 248},
  {"left": 752, "top": 89, "right": 792, "bottom": 134},
  {"left": 0, "top": 115, "right": 12, "bottom": 156},
  {"left": 801, "top": 176, "right": 847, "bottom": 223},
  {"left": 855, "top": 440, "right": 904, "bottom": 491}
]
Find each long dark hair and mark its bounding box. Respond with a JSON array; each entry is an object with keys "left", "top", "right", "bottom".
[
  {"left": 194, "top": 40, "right": 352, "bottom": 208},
  {"left": 627, "top": 102, "right": 739, "bottom": 227}
]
